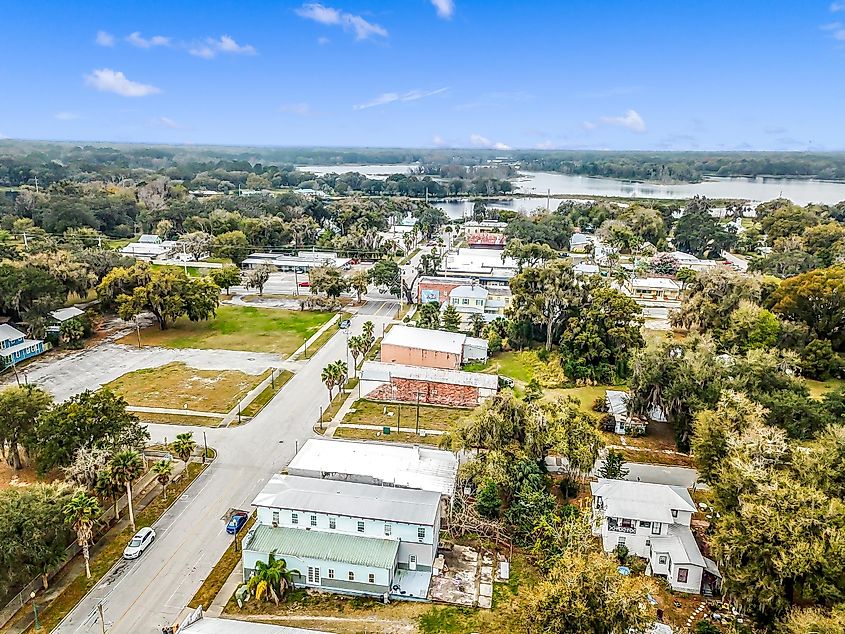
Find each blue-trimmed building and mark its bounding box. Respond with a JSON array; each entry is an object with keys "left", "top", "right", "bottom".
[{"left": 0, "top": 324, "right": 44, "bottom": 369}]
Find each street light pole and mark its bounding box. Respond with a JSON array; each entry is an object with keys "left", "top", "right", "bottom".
[
  {"left": 416, "top": 391, "right": 421, "bottom": 435},
  {"left": 97, "top": 602, "right": 106, "bottom": 634},
  {"left": 30, "top": 591, "right": 40, "bottom": 631}
]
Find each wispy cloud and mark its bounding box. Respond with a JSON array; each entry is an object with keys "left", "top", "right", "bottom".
[
  {"left": 455, "top": 91, "right": 533, "bottom": 111},
  {"left": 535, "top": 140, "right": 554, "bottom": 149},
  {"left": 295, "top": 3, "right": 388, "bottom": 40},
  {"left": 54, "top": 112, "right": 79, "bottom": 121},
  {"left": 832, "top": 2, "right": 845, "bottom": 11},
  {"left": 821, "top": 21, "right": 845, "bottom": 40},
  {"left": 317, "top": 36, "right": 331, "bottom": 45},
  {"left": 431, "top": 0, "right": 455, "bottom": 19},
  {"left": 126, "top": 32, "right": 171, "bottom": 48},
  {"left": 84, "top": 69, "right": 161, "bottom": 97},
  {"left": 353, "top": 87, "right": 448, "bottom": 110},
  {"left": 189, "top": 35, "right": 257, "bottom": 58},
  {"left": 432, "top": 134, "right": 447, "bottom": 147},
  {"left": 149, "top": 116, "right": 179, "bottom": 129},
  {"left": 280, "top": 102, "right": 313, "bottom": 116},
  {"left": 95, "top": 30, "right": 115, "bottom": 47},
  {"left": 584, "top": 109, "right": 646, "bottom": 132},
  {"left": 576, "top": 85, "right": 641, "bottom": 99},
  {"left": 469, "top": 134, "right": 510, "bottom": 150}
]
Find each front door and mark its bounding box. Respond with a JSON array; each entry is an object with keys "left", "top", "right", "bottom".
[{"left": 409, "top": 554, "right": 417, "bottom": 571}]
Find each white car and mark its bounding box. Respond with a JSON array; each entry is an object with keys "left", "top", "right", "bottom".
[{"left": 123, "top": 527, "right": 156, "bottom": 560}]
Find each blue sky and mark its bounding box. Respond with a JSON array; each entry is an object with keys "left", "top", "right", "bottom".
[{"left": 1, "top": 0, "right": 844, "bottom": 150}]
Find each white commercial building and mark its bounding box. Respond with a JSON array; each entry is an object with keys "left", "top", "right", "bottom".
[
  {"left": 244, "top": 474, "right": 441, "bottom": 600},
  {"left": 120, "top": 234, "right": 181, "bottom": 261},
  {"left": 441, "top": 248, "right": 518, "bottom": 284},
  {"left": 591, "top": 479, "right": 720, "bottom": 595},
  {"left": 241, "top": 251, "right": 351, "bottom": 270}
]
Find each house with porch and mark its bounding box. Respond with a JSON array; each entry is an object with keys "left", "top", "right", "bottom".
[
  {"left": 590, "top": 479, "right": 720, "bottom": 595},
  {"left": 0, "top": 324, "right": 44, "bottom": 369},
  {"left": 47, "top": 306, "right": 85, "bottom": 335},
  {"left": 243, "top": 474, "right": 441, "bottom": 601}
]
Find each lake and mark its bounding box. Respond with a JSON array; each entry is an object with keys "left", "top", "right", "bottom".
[{"left": 296, "top": 163, "right": 845, "bottom": 206}]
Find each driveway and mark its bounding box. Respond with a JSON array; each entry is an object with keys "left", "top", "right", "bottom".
[
  {"left": 18, "top": 343, "right": 287, "bottom": 403},
  {"left": 54, "top": 307, "right": 394, "bottom": 634}
]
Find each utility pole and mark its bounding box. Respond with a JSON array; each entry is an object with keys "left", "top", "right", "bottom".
[
  {"left": 97, "top": 602, "right": 106, "bottom": 634},
  {"left": 202, "top": 432, "right": 208, "bottom": 463},
  {"left": 415, "top": 391, "right": 421, "bottom": 435},
  {"left": 135, "top": 317, "right": 142, "bottom": 348}
]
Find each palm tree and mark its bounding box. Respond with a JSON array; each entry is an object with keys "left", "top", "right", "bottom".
[
  {"left": 110, "top": 450, "right": 144, "bottom": 532},
  {"left": 63, "top": 491, "right": 100, "bottom": 579},
  {"left": 362, "top": 320, "right": 375, "bottom": 348},
  {"left": 247, "top": 552, "right": 299, "bottom": 605},
  {"left": 321, "top": 364, "right": 336, "bottom": 401},
  {"left": 348, "top": 335, "right": 366, "bottom": 377},
  {"left": 95, "top": 467, "right": 124, "bottom": 521},
  {"left": 152, "top": 459, "right": 173, "bottom": 500},
  {"left": 171, "top": 432, "right": 196, "bottom": 463},
  {"left": 332, "top": 361, "right": 348, "bottom": 394}
]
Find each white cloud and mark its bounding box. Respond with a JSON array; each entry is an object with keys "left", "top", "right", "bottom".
[
  {"left": 95, "top": 30, "right": 115, "bottom": 47},
  {"left": 469, "top": 134, "right": 510, "bottom": 150},
  {"left": 317, "top": 36, "right": 330, "bottom": 45},
  {"left": 587, "top": 109, "right": 646, "bottom": 132},
  {"left": 189, "top": 35, "right": 257, "bottom": 58},
  {"left": 54, "top": 112, "right": 79, "bottom": 121},
  {"left": 296, "top": 3, "right": 388, "bottom": 40},
  {"left": 149, "top": 116, "right": 179, "bottom": 129},
  {"left": 280, "top": 102, "right": 313, "bottom": 116},
  {"left": 831, "top": 2, "right": 845, "bottom": 11},
  {"left": 432, "top": 134, "right": 447, "bottom": 147},
  {"left": 84, "top": 69, "right": 161, "bottom": 97},
  {"left": 821, "top": 21, "right": 845, "bottom": 40},
  {"left": 126, "top": 32, "right": 171, "bottom": 48},
  {"left": 353, "top": 87, "right": 447, "bottom": 110},
  {"left": 535, "top": 140, "right": 554, "bottom": 149},
  {"left": 431, "top": 0, "right": 455, "bottom": 19}
]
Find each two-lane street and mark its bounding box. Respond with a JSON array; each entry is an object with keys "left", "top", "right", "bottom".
[{"left": 54, "top": 304, "right": 395, "bottom": 633}]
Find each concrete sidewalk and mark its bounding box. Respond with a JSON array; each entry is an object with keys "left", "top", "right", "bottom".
[{"left": 204, "top": 568, "right": 243, "bottom": 618}]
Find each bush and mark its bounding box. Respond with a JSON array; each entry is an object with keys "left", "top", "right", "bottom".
[
  {"left": 592, "top": 396, "right": 608, "bottom": 413},
  {"left": 487, "top": 332, "right": 503, "bottom": 353},
  {"left": 475, "top": 480, "right": 501, "bottom": 519},
  {"left": 694, "top": 621, "right": 720, "bottom": 634},
  {"left": 800, "top": 338, "right": 842, "bottom": 380},
  {"left": 614, "top": 543, "right": 629, "bottom": 564}
]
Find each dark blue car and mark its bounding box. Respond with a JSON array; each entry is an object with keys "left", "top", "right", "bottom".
[{"left": 226, "top": 511, "right": 249, "bottom": 534}]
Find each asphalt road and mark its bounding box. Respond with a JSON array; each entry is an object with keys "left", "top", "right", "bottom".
[{"left": 54, "top": 305, "right": 395, "bottom": 634}]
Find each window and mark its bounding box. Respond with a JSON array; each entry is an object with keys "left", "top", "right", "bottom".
[
  {"left": 462, "top": 298, "right": 469, "bottom": 305},
  {"left": 368, "top": 573, "right": 375, "bottom": 584},
  {"left": 291, "top": 513, "right": 298, "bottom": 525},
  {"left": 452, "top": 298, "right": 459, "bottom": 305},
  {"left": 348, "top": 571, "right": 355, "bottom": 581},
  {"left": 417, "top": 527, "right": 425, "bottom": 541},
  {"left": 384, "top": 523, "right": 392, "bottom": 536},
  {"left": 272, "top": 510, "right": 280, "bottom": 524},
  {"left": 307, "top": 567, "right": 320, "bottom": 583},
  {"left": 676, "top": 568, "right": 689, "bottom": 583},
  {"left": 621, "top": 518, "right": 634, "bottom": 528},
  {"left": 595, "top": 496, "right": 603, "bottom": 508},
  {"left": 310, "top": 514, "right": 317, "bottom": 527},
  {"left": 328, "top": 569, "right": 335, "bottom": 579},
  {"left": 639, "top": 521, "right": 651, "bottom": 528},
  {"left": 357, "top": 521, "right": 365, "bottom": 533},
  {"left": 671, "top": 509, "right": 678, "bottom": 518},
  {"left": 329, "top": 517, "right": 336, "bottom": 529},
  {"left": 617, "top": 536, "right": 626, "bottom": 545},
  {"left": 645, "top": 539, "right": 651, "bottom": 547},
  {"left": 651, "top": 522, "right": 661, "bottom": 535},
  {"left": 475, "top": 299, "right": 483, "bottom": 306},
  {"left": 658, "top": 555, "right": 668, "bottom": 565}
]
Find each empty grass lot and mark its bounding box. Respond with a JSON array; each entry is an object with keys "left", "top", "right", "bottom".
[
  {"left": 105, "top": 362, "right": 269, "bottom": 413},
  {"left": 118, "top": 305, "right": 333, "bottom": 356},
  {"left": 343, "top": 399, "right": 472, "bottom": 431},
  {"left": 334, "top": 426, "right": 442, "bottom": 446}
]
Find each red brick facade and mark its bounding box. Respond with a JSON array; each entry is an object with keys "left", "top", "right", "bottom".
[
  {"left": 417, "top": 279, "right": 461, "bottom": 305},
  {"left": 367, "top": 377, "right": 480, "bottom": 408}
]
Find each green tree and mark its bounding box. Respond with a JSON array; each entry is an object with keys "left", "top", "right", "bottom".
[
  {"left": 503, "top": 239, "right": 559, "bottom": 271},
  {"left": 776, "top": 606, "right": 845, "bottom": 634},
  {"left": 800, "top": 338, "right": 842, "bottom": 380},
  {"left": 672, "top": 208, "right": 737, "bottom": 258},
  {"left": 803, "top": 222, "right": 845, "bottom": 267},
  {"left": 60, "top": 317, "right": 86, "bottom": 347},
  {"left": 719, "top": 300, "right": 781, "bottom": 353},
  {"left": 246, "top": 263, "right": 274, "bottom": 296},
  {"left": 0, "top": 385, "right": 53, "bottom": 470},
  {"left": 246, "top": 552, "right": 299, "bottom": 605},
  {"left": 597, "top": 449, "right": 628, "bottom": 479},
  {"left": 34, "top": 389, "right": 147, "bottom": 474},
  {"left": 416, "top": 302, "right": 441, "bottom": 329},
  {"left": 770, "top": 266, "right": 845, "bottom": 350},
  {"left": 672, "top": 267, "right": 763, "bottom": 334},
  {"left": 213, "top": 230, "right": 250, "bottom": 265},
  {"left": 321, "top": 363, "right": 338, "bottom": 401},
  {"left": 475, "top": 480, "right": 501, "bottom": 519},
  {"left": 109, "top": 450, "right": 143, "bottom": 532},
  {"left": 349, "top": 269, "right": 369, "bottom": 303},
  {"left": 468, "top": 313, "right": 486, "bottom": 337},
  {"left": 559, "top": 282, "right": 644, "bottom": 383},
  {"left": 63, "top": 490, "right": 101, "bottom": 579},
  {"left": 170, "top": 432, "right": 197, "bottom": 463},
  {"left": 368, "top": 259, "right": 401, "bottom": 297},
  {"left": 362, "top": 320, "right": 375, "bottom": 348},
  {"left": 152, "top": 459, "right": 173, "bottom": 501},
  {"left": 209, "top": 265, "right": 241, "bottom": 294},
  {"left": 309, "top": 265, "right": 350, "bottom": 298},
  {"left": 521, "top": 550, "right": 656, "bottom": 634},
  {"left": 442, "top": 303, "right": 461, "bottom": 332},
  {"left": 347, "top": 335, "right": 367, "bottom": 378},
  {"left": 414, "top": 205, "right": 448, "bottom": 239}
]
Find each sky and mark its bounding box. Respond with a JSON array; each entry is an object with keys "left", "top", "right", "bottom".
[{"left": 1, "top": 0, "right": 844, "bottom": 151}]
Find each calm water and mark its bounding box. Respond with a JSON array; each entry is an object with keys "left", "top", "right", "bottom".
[{"left": 297, "top": 163, "right": 845, "bottom": 206}]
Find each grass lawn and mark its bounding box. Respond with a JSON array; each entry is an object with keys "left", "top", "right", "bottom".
[
  {"left": 15, "top": 461, "right": 208, "bottom": 634},
  {"left": 105, "top": 361, "right": 270, "bottom": 413},
  {"left": 465, "top": 350, "right": 567, "bottom": 388},
  {"left": 241, "top": 371, "right": 293, "bottom": 417},
  {"left": 132, "top": 412, "right": 225, "bottom": 427},
  {"left": 545, "top": 384, "right": 619, "bottom": 414},
  {"left": 805, "top": 377, "right": 845, "bottom": 399},
  {"left": 295, "top": 311, "right": 351, "bottom": 360},
  {"left": 343, "top": 399, "right": 472, "bottom": 432},
  {"left": 188, "top": 514, "right": 256, "bottom": 610},
  {"left": 117, "top": 305, "right": 333, "bottom": 356},
  {"left": 334, "top": 426, "right": 442, "bottom": 446}
]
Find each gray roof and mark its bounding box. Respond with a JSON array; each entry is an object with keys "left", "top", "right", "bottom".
[
  {"left": 252, "top": 474, "right": 440, "bottom": 525},
  {"left": 591, "top": 478, "right": 696, "bottom": 524},
  {"left": 0, "top": 324, "right": 25, "bottom": 343},
  {"left": 138, "top": 234, "right": 161, "bottom": 243},
  {"left": 288, "top": 438, "right": 458, "bottom": 498},
  {"left": 382, "top": 325, "right": 466, "bottom": 355},
  {"left": 184, "top": 615, "right": 328, "bottom": 634},
  {"left": 244, "top": 524, "right": 399, "bottom": 569},
  {"left": 450, "top": 285, "right": 488, "bottom": 300},
  {"left": 361, "top": 361, "right": 498, "bottom": 390},
  {"left": 50, "top": 307, "right": 84, "bottom": 322},
  {"left": 650, "top": 524, "right": 706, "bottom": 567}
]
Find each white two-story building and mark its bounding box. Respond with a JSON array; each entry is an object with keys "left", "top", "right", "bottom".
[
  {"left": 591, "top": 479, "right": 720, "bottom": 595},
  {"left": 243, "top": 474, "right": 441, "bottom": 601}
]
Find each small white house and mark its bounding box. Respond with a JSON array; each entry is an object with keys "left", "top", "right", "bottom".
[
  {"left": 120, "top": 234, "right": 180, "bottom": 261},
  {"left": 47, "top": 307, "right": 85, "bottom": 334},
  {"left": 244, "top": 474, "right": 441, "bottom": 600},
  {"left": 591, "top": 479, "right": 720, "bottom": 594}
]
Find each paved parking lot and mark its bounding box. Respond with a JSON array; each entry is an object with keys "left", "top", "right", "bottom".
[{"left": 16, "top": 343, "right": 287, "bottom": 402}]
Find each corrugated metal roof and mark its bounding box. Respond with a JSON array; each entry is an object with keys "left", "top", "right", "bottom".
[
  {"left": 0, "top": 324, "right": 25, "bottom": 343},
  {"left": 288, "top": 438, "right": 458, "bottom": 498},
  {"left": 591, "top": 478, "right": 696, "bottom": 524},
  {"left": 252, "top": 474, "right": 440, "bottom": 525},
  {"left": 362, "top": 361, "right": 498, "bottom": 389},
  {"left": 245, "top": 524, "right": 399, "bottom": 569},
  {"left": 650, "top": 525, "right": 706, "bottom": 567},
  {"left": 50, "top": 307, "right": 85, "bottom": 322},
  {"left": 382, "top": 325, "right": 465, "bottom": 354}
]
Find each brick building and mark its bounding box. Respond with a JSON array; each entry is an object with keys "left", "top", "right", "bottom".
[
  {"left": 380, "top": 325, "right": 488, "bottom": 370},
  {"left": 466, "top": 233, "right": 507, "bottom": 249},
  {"left": 360, "top": 361, "right": 499, "bottom": 408}
]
